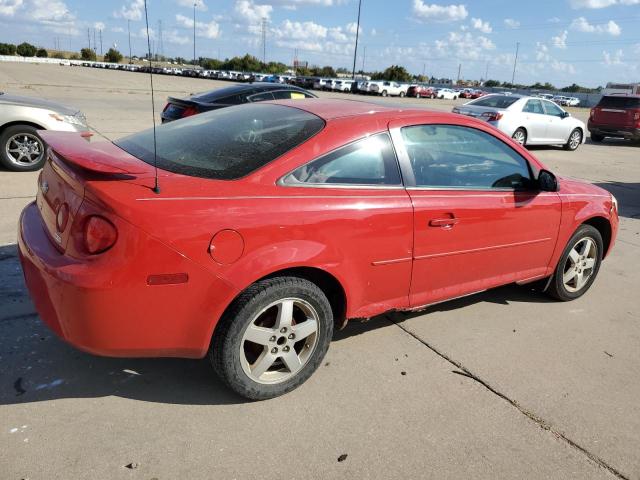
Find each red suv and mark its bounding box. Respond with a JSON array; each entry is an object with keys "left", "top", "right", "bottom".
[
  {"left": 588, "top": 94, "right": 640, "bottom": 142},
  {"left": 407, "top": 85, "right": 436, "bottom": 98}
]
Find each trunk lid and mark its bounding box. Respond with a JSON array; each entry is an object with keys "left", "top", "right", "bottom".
[{"left": 592, "top": 96, "right": 640, "bottom": 127}]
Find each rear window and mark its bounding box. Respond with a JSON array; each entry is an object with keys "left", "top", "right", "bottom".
[
  {"left": 597, "top": 96, "right": 640, "bottom": 109},
  {"left": 191, "top": 86, "right": 252, "bottom": 104},
  {"left": 115, "top": 104, "right": 325, "bottom": 180},
  {"left": 468, "top": 95, "right": 520, "bottom": 108}
]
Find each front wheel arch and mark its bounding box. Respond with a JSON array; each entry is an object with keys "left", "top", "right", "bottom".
[{"left": 582, "top": 216, "right": 612, "bottom": 258}]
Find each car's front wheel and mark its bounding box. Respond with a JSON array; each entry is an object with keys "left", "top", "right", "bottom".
[
  {"left": 0, "top": 125, "right": 47, "bottom": 172},
  {"left": 210, "top": 277, "right": 334, "bottom": 400},
  {"left": 547, "top": 225, "right": 603, "bottom": 301},
  {"left": 381, "top": 90, "right": 388, "bottom": 97},
  {"left": 564, "top": 128, "right": 582, "bottom": 151},
  {"left": 416, "top": 93, "right": 421, "bottom": 99},
  {"left": 399, "top": 91, "right": 405, "bottom": 97},
  {"left": 512, "top": 128, "right": 527, "bottom": 146}
]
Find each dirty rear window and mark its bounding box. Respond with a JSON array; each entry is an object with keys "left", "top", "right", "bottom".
[
  {"left": 115, "top": 104, "right": 325, "bottom": 180},
  {"left": 597, "top": 96, "right": 640, "bottom": 109}
]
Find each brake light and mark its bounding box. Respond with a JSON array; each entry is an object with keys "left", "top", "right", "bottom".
[
  {"left": 84, "top": 216, "right": 117, "bottom": 254},
  {"left": 634, "top": 110, "right": 640, "bottom": 125},
  {"left": 180, "top": 106, "right": 199, "bottom": 118},
  {"left": 590, "top": 108, "right": 595, "bottom": 120},
  {"left": 481, "top": 111, "right": 503, "bottom": 122}
]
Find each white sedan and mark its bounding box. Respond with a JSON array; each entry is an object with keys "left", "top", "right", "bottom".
[
  {"left": 452, "top": 94, "right": 586, "bottom": 151},
  {"left": 436, "top": 88, "right": 459, "bottom": 100}
]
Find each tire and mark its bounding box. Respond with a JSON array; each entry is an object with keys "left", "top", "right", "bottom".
[
  {"left": 416, "top": 93, "right": 421, "bottom": 99},
  {"left": 547, "top": 225, "right": 603, "bottom": 301},
  {"left": 399, "top": 91, "right": 405, "bottom": 98},
  {"left": 0, "top": 125, "right": 47, "bottom": 172},
  {"left": 590, "top": 133, "right": 604, "bottom": 142},
  {"left": 564, "top": 128, "right": 582, "bottom": 151},
  {"left": 210, "top": 276, "right": 334, "bottom": 400},
  {"left": 381, "top": 90, "right": 388, "bottom": 97},
  {"left": 512, "top": 127, "right": 527, "bottom": 146}
]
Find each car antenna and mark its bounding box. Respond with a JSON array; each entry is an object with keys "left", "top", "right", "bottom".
[{"left": 143, "top": 0, "right": 160, "bottom": 194}]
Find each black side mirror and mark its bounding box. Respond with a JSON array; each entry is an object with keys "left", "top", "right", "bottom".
[
  {"left": 562, "top": 111, "right": 570, "bottom": 118},
  {"left": 538, "top": 170, "right": 559, "bottom": 192}
]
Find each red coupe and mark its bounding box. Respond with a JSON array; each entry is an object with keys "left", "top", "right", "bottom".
[{"left": 19, "top": 99, "right": 618, "bottom": 400}]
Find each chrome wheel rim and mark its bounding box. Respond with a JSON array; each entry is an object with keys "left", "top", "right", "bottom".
[
  {"left": 6, "top": 133, "right": 44, "bottom": 166},
  {"left": 562, "top": 237, "right": 597, "bottom": 293},
  {"left": 512, "top": 130, "right": 526, "bottom": 145},
  {"left": 569, "top": 130, "right": 581, "bottom": 149},
  {"left": 240, "top": 298, "right": 320, "bottom": 385}
]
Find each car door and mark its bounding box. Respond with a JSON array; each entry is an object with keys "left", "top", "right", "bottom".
[
  {"left": 389, "top": 119, "right": 561, "bottom": 308},
  {"left": 542, "top": 100, "right": 570, "bottom": 142},
  {"left": 521, "top": 99, "right": 547, "bottom": 143}
]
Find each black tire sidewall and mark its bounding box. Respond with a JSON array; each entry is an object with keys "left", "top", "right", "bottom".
[
  {"left": 211, "top": 277, "right": 334, "bottom": 400},
  {"left": 550, "top": 225, "right": 603, "bottom": 301},
  {"left": 0, "top": 125, "right": 47, "bottom": 172}
]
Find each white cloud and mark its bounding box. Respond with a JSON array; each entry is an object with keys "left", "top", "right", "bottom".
[
  {"left": 471, "top": 17, "right": 491, "bottom": 33},
  {"left": 111, "top": 26, "right": 125, "bottom": 33},
  {"left": 412, "top": 0, "right": 468, "bottom": 22},
  {"left": 552, "top": 30, "right": 568, "bottom": 48},
  {"left": 433, "top": 30, "right": 495, "bottom": 60},
  {"left": 570, "top": 0, "right": 639, "bottom": 7},
  {"left": 504, "top": 18, "right": 520, "bottom": 28},
  {"left": 165, "top": 29, "right": 190, "bottom": 45},
  {"left": 176, "top": 0, "right": 207, "bottom": 10},
  {"left": 0, "top": 0, "right": 23, "bottom": 16},
  {"left": 175, "top": 13, "right": 221, "bottom": 39},
  {"left": 94, "top": 21, "right": 105, "bottom": 30},
  {"left": 370, "top": 28, "right": 377, "bottom": 36},
  {"left": 603, "top": 49, "right": 624, "bottom": 65},
  {"left": 273, "top": 19, "right": 327, "bottom": 40},
  {"left": 570, "top": 17, "right": 621, "bottom": 35},
  {"left": 547, "top": 16, "right": 561, "bottom": 23},
  {"left": 114, "top": 0, "right": 144, "bottom": 21},
  {"left": 234, "top": 0, "right": 273, "bottom": 24}
]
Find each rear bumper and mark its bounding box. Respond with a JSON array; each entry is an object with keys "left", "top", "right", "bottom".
[
  {"left": 588, "top": 122, "right": 640, "bottom": 140},
  {"left": 18, "top": 201, "right": 236, "bottom": 359}
]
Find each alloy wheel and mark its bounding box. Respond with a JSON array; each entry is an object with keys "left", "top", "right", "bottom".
[
  {"left": 239, "top": 298, "right": 319, "bottom": 384},
  {"left": 5, "top": 133, "right": 44, "bottom": 167},
  {"left": 569, "top": 130, "right": 582, "bottom": 150},
  {"left": 512, "top": 130, "right": 526, "bottom": 145},
  {"left": 562, "top": 237, "right": 597, "bottom": 293}
]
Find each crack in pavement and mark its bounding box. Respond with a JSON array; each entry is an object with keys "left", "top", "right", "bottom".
[{"left": 385, "top": 314, "right": 630, "bottom": 480}]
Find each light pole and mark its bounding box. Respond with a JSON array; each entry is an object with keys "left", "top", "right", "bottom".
[
  {"left": 351, "top": 0, "right": 362, "bottom": 80},
  {"left": 193, "top": 2, "right": 197, "bottom": 65},
  {"left": 511, "top": 42, "right": 520, "bottom": 85},
  {"left": 128, "top": 19, "right": 132, "bottom": 63}
]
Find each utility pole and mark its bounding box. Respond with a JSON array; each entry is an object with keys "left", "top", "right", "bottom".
[
  {"left": 193, "top": 2, "right": 196, "bottom": 65},
  {"left": 351, "top": 0, "right": 362, "bottom": 80},
  {"left": 128, "top": 19, "right": 132, "bottom": 63},
  {"left": 485, "top": 61, "right": 489, "bottom": 81},
  {"left": 261, "top": 18, "right": 267, "bottom": 64},
  {"left": 87, "top": 28, "right": 91, "bottom": 50},
  {"left": 158, "top": 20, "right": 164, "bottom": 60},
  {"left": 422, "top": 62, "right": 426, "bottom": 78},
  {"left": 99, "top": 29, "right": 103, "bottom": 56},
  {"left": 293, "top": 48, "right": 298, "bottom": 75},
  {"left": 511, "top": 42, "right": 520, "bottom": 85},
  {"left": 93, "top": 29, "right": 97, "bottom": 55},
  {"left": 457, "top": 63, "right": 461, "bottom": 84},
  {"left": 361, "top": 45, "right": 366, "bottom": 73}
]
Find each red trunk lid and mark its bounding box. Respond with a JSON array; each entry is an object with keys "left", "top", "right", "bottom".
[{"left": 592, "top": 95, "right": 640, "bottom": 127}]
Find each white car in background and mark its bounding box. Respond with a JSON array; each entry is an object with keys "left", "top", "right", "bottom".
[
  {"left": 436, "top": 88, "right": 459, "bottom": 100},
  {"left": 332, "top": 80, "right": 354, "bottom": 92},
  {"left": 358, "top": 81, "right": 383, "bottom": 94},
  {"left": 313, "top": 78, "right": 330, "bottom": 90},
  {"left": 452, "top": 94, "right": 586, "bottom": 151},
  {"left": 370, "top": 81, "right": 409, "bottom": 97},
  {"left": 565, "top": 97, "right": 580, "bottom": 106}
]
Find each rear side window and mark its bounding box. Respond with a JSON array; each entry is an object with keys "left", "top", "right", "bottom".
[
  {"left": 469, "top": 95, "right": 519, "bottom": 108},
  {"left": 272, "top": 90, "right": 313, "bottom": 100},
  {"left": 115, "top": 104, "right": 325, "bottom": 180},
  {"left": 523, "top": 99, "right": 544, "bottom": 114},
  {"left": 283, "top": 133, "right": 401, "bottom": 186},
  {"left": 597, "top": 96, "right": 640, "bottom": 109}
]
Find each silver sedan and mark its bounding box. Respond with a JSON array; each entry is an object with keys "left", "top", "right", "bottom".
[
  {"left": 452, "top": 94, "right": 586, "bottom": 151},
  {"left": 0, "top": 92, "right": 90, "bottom": 171}
]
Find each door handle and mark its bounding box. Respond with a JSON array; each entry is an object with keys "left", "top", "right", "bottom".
[{"left": 429, "top": 217, "right": 459, "bottom": 227}]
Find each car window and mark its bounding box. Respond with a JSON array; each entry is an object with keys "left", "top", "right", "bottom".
[
  {"left": 469, "top": 95, "right": 519, "bottom": 108},
  {"left": 523, "top": 99, "right": 544, "bottom": 114},
  {"left": 401, "top": 125, "right": 531, "bottom": 190},
  {"left": 115, "top": 104, "right": 325, "bottom": 180},
  {"left": 272, "top": 90, "right": 309, "bottom": 100},
  {"left": 542, "top": 100, "right": 565, "bottom": 117},
  {"left": 284, "top": 133, "right": 401, "bottom": 186},
  {"left": 248, "top": 92, "right": 275, "bottom": 102},
  {"left": 597, "top": 96, "right": 640, "bottom": 109}
]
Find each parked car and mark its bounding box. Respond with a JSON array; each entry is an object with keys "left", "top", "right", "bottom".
[
  {"left": 452, "top": 94, "right": 586, "bottom": 150},
  {"left": 370, "top": 81, "right": 409, "bottom": 97},
  {"left": 313, "top": 78, "right": 330, "bottom": 90},
  {"left": 565, "top": 97, "right": 580, "bottom": 107},
  {"left": 161, "top": 83, "right": 317, "bottom": 122},
  {"left": 407, "top": 85, "right": 436, "bottom": 98},
  {"left": 588, "top": 94, "right": 640, "bottom": 143},
  {"left": 19, "top": 99, "right": 618, "bottom": 400},
  {"left": 0, "top": 92, "right": 90, "bottom": 171},
  {"left": 436, "top": 88, "right": 459, "bottom": 100},
  {"left": 459, "top": 88, "right": 475, "bottom": 99},
  {"left": 332, "top": 80, "right": 354, "bottom": 92},
  {"left": 358, "top": 81, "right": 384, "bottom": 94},
  {"left": 470, "top": 90, "right": 487, "bottom": 99}
]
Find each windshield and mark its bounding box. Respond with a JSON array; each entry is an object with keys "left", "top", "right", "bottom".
[
  {"left": 468, "top": 95, "right": 520, "bottom": 108},
  {"left": 597, "top": 96, "right": 640, "bottom": 109},
  {"left": 115, "top": 104, "right": 325, "bottom": 180}
]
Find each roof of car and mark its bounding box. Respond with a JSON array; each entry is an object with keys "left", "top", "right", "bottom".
[
  {"left": 190, "top": 82, "right": 307, "bottom": 102},
  {"left": 266, "top": 98, "right": 451, "bottom": 121}
]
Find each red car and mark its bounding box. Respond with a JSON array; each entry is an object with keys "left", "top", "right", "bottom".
[
  {"left": 19, "top": 99, "right": 618, "bottom": 400},
  {"left": 588, "top": 94, "right": 640, "bottom": 143},
  {"left": 470, "top": 90, "right": 487, "bottom": 99},
  {"left": 407, "top": 85, "right": 436, "bottom": 99}
]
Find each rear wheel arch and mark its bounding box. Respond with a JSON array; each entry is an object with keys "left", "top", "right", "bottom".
[
  {"left": 582, "top": 216, "right": 612, "bottom": 257},
  {"left": 0, "top": 120, "right": 47, "bottom": 135}
]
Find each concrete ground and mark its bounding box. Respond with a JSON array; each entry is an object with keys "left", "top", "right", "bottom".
[{"left": 1, "top": 63, "right": 639, "bottom": 479}]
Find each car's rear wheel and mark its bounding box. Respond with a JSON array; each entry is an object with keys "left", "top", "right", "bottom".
[
  {"left": 416, "top": 93, "right": 421, "bottom": 99},
  {"left": 210, "top": 276, "right": 333, "bottom": 400},
  {"left": 547, "top": 225, "right": 603, "bottom": 301},
  {"left": 381, "top": 90, "right": 388, "bottom": 97},
  {"left": 564, "top": 128, "right": 582, "bottom": 151},
  {"left": 590, "top": 133, "right": 604, "bottom": 142},
  {"left": 0, "top": 125, "right": 46, "bottom": 172},
  {"left": 512, "top": 128, "right": 527, "bottom": 146},
  {"left": 399, "top": 91, "right": 405, "bottom": 98}
]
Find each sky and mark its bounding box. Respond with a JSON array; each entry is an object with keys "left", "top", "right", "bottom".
[{"left": 0, "top": 0, "right": 639, "bottom": 87}]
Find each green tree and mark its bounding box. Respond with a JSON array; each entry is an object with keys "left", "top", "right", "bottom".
[
  {"left": 80, "top": 48, "right": 96, "bottom": 61},
  {"left": 484, "top": 79, "right": 500, "bottom": 87},
  {"left": 104, "top": 48, "right": 123, "bottom": 63},
  {"left": 310, "top": 66, "right": 336, "bottom": 77},
  {"left": 0, "top": 42, "right": 17, "bottom": 55},
  {"left": 36, "top": 48, "right": 48, "bottom": 58},
  {"left": 69, "top": 53, "right": 80, "bottom": 60},
  {"left": 371, "top": 65, "right": 412, "bottom": 82},
  {"left": 16, "top": 42, "right": 37, "bottom": 57}
]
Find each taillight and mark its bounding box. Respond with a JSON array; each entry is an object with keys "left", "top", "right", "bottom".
[
  {"left": 633, "top": 110, "right": 640, "bottom": 125},
  {"left": 181, "top": 106, "right": 199, "bottom": 118},
  {"left": 590, "top": 108, "right": 595, "bottom": 120},
  {"left": 84, "top": 215, "right": 117, "bottom": 254},
  {"left": 481, "top": 111, "right": 503, "bottom": 122}
]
